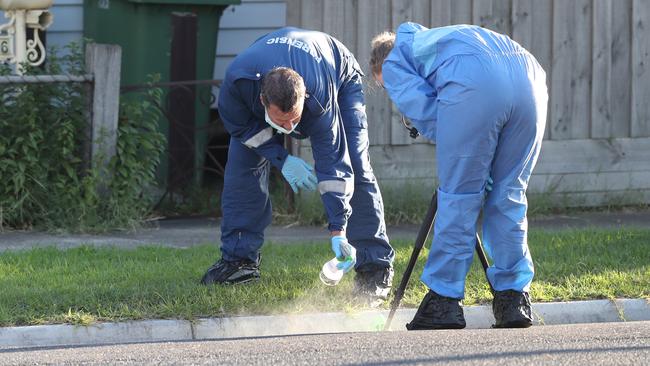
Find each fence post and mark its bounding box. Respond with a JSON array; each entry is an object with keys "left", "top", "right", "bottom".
[{"left": 85, "top": 43, "right": 122, "bottom": 174}]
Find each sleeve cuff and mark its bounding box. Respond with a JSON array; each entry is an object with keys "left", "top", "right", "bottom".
[
  {"left": 327, "top": 223, "right": 346, "bottom": 232},
  {"left": 254, "top": 140, "right": 289, "bottom": 170}
]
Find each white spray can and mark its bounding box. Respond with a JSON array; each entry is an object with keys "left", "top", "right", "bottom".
[{"left": 319, "top": 256, "right": 352, "bottom": 286}]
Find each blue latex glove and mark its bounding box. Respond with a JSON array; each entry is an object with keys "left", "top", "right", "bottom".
[
  {"left": 281, "top": 155, "right": 317, "bottom": 193},
  {"left": 486, "top": 177, "right": 493, "bottom": 192},
  {"left": 331, "top": 235, "right": 356, "bottom": 273}
]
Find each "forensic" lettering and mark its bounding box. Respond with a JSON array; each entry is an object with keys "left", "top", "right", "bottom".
[{"left": 265, "top": 37, "right": 323, "bottom": 63}]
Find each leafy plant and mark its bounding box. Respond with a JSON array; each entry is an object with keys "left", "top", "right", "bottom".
[{"left": 0, "top": 42, "right": 165, "bottom": 232}]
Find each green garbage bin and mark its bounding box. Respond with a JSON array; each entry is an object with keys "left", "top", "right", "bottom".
[{"left": 83, "top": 0, "right": 240, "bottom": 189}]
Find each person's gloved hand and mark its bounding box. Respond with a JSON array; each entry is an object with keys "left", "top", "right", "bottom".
[
  {"left": 331, "top": 235, "right": 356, "bottom": 273},
  {"left": 281, "top": 155, "right": 317, "bottom": 193}
]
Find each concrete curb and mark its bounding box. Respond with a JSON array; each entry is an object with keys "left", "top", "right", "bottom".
[{"left": 1, "top": 299, "right": 648, "bottom": 349}]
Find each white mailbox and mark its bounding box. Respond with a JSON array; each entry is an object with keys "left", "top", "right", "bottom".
[
  {"left": 0, "top": 0, "right": 54, "bottom": 74},
  {"left": 0, "top": 0, "right": 53, "bottom": 10}
]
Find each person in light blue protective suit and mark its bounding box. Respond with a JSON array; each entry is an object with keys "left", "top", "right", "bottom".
[
  {"left": 370, "top": 22, "right": 548, "bottom": 329},
  {"left": 201, "top": 27, "right": 395, "bottom": 303}
]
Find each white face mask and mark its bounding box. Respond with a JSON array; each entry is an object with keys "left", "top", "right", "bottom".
[{"left": 264, "top": 108, "right": 296, "bottom": 134}]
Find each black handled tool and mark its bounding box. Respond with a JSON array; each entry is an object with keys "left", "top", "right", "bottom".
[{"left": 383, "top": 191, "right": 492, "bottom": 331}]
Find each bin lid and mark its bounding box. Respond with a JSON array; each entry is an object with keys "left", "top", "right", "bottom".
[{"left": 128, "top": 0, "right": 240, "bottom": 5}]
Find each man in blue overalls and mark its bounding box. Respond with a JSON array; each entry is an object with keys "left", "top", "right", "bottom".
[
  {"left": 201, "top": 27, "right": 395, "bottom": 302},
  {"left": 370, "top": 23, "right": 548, "bottom": 328}
]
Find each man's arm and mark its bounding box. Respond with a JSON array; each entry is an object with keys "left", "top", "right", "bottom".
[{"left": 305, "top": 103, "right": 354, "bottom": 234}]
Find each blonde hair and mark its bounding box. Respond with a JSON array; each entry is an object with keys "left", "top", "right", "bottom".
[{"left": 370, "top": 31, "right": 396, "bottom": 76}]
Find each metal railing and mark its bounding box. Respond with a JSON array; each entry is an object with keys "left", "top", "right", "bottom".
[
  {"left": 0, "top": 74, "right": 93, "bottom": 84},
  {"left": 120, "top": 78, "right": 230, "bottom": 205}
]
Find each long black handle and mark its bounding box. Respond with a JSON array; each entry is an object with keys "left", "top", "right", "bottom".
[
  {"left": 383, "top": 191, "right": 438, "bottom": 331},
  {"left": 475, "top": 232, "right": 494, "bottom": 293}
]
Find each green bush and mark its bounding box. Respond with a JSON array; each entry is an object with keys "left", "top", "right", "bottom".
[{"left": 0, "top": 43, "right": 164, "bottom": 232}]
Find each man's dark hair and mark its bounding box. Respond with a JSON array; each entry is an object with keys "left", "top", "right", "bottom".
[{"left": 260, "top": 67, "right": 306, "bottom": 113}]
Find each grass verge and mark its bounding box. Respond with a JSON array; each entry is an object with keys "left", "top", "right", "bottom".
[{"left": 1, "top": 229, "right": 648, "bottom": 327}]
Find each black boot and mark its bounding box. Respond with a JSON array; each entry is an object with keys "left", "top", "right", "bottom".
[
  {"left": 492, "top": 290, "right": 533, "bottom": 328},
  {"left": 406, "top": 290, "right": 466, "bottom": 330},
  {"left": 354, "top": 266, "right": 394, "bottom": 305},
  {"left": 200, "top": 257, "right": 260, "bottom": 285}
]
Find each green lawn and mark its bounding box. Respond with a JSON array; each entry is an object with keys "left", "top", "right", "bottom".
[{"left": 1, "top": 229, "right": 648, "bottom": 327}]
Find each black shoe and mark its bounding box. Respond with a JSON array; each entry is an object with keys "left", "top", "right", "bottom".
[
  {"left": 406, "top": 290, "right": 466, "bottom": 330},
  {"left": 353, "top": 266, "right": 394, "bottom": 302},
  {"left": 492, "top": 290, "right": 533, "bottom": 328},
  {"left": 200, "top": 258, "right": 260, "bottom": 285}
]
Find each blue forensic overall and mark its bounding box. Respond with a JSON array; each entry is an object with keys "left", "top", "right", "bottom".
[
  {"left": 383, "top": 23, "right": 548, "bottom": 299},
  {"left": 217, "top": 27, "right": 394, "bottom": 270}
]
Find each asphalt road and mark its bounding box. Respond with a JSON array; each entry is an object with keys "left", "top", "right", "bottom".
[{"left": 2, "top": 321, "right": 648, "bottom": 365}]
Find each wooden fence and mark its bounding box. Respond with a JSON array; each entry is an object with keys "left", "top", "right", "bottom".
[{"left": 286, "top": 0, "right": 650, "bottom": 206}]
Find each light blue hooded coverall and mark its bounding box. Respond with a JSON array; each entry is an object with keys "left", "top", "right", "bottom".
[
  {"left": 217, "top": 27, "right": 394, "bottom": 271},
  {"left": 382, "top": 23, "right": 548, "bottom": 299}
]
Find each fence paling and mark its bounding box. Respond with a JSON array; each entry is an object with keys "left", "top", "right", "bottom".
[{"left": 85, "top": 43, "right": 121, "bottom": 181}]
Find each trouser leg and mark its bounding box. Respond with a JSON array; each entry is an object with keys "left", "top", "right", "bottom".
[
  {"left": 483, "top": 59, "right": 548, "bottom": 292},
  {"left": 220, "top": 136, "right": 276, "bottom": 264},
  {"left": 420, "top": 67, "right": 502, "bottom": 299},
  {"left": 339, "top": 76, "right": 394, "bottom": 270}
]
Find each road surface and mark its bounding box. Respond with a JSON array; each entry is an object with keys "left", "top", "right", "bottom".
[{"left": 2, "top": 321, "right": 648, "bottom": 365}]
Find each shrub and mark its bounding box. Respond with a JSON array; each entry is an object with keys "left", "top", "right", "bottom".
[{"left": 0, "top": 43, "right": 164, "bottom": 232}]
